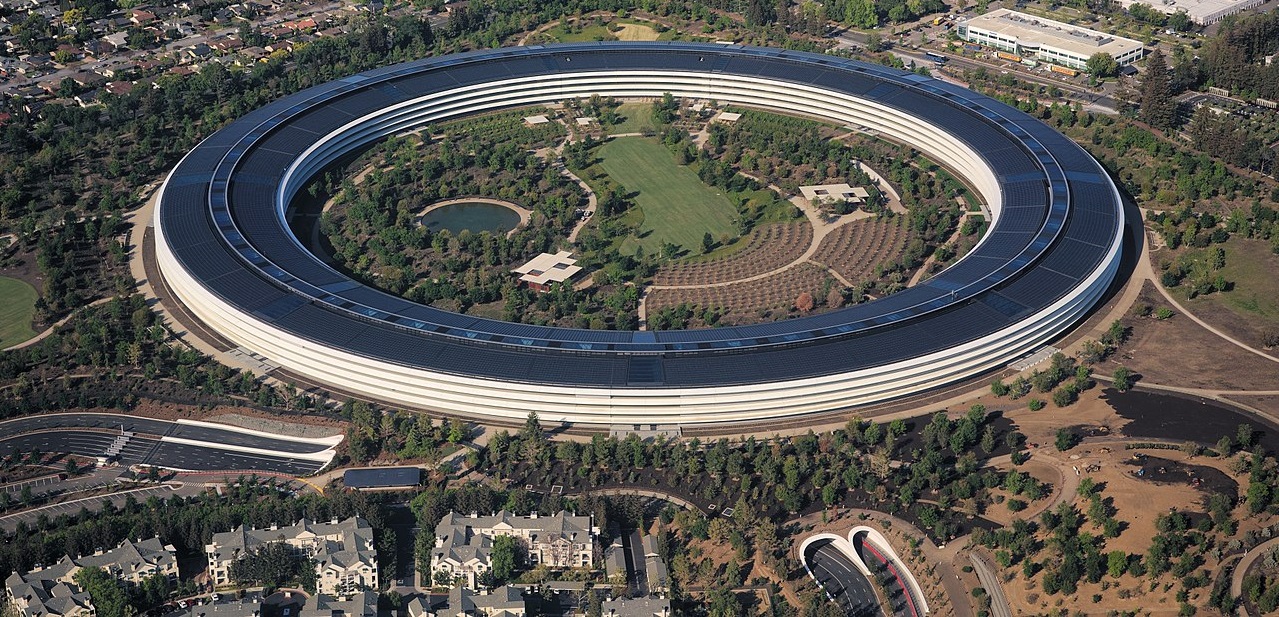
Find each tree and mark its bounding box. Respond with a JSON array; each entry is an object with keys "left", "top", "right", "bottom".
[
  {"left": 702, "top": 232, "right": 715, "bottom": 254},
  {"left": 1087, "top": 53, "right": 1119, "bottom": 78},
  {"left": 864, "top": 32, "right": 884, "bottom": 52},
  {"left": 795, "top": 292, "right": 815, "bottom": 312},
  {"left": 1236, "top": 423, "right": 1256, "bottom": 450},
  {"left": 1055, "top": 428, "right": 1077, "bottom": 451},
  {"left": 229, "top": 542, "right": 308, "bottom": 589},
  {"left": 490, "top": 535, "right": 521, "bottom": 584},
  {"left": 745, "top": 0, "right": 776, "bottom": 25},
  {"left": 1112, "top": 366, "right": 1134, "bottom": 392},
  {"left": 1107, "top": 551, "right": 1128, "bottom": 578},
  {"left": 73, "top": 568, "right": 128, "bottom": 617},
  {"left": 1140, "top": 49, "right": 1177, "bottom": 130},
  {"left": 1246, "top": 481, "right": 1270, "bottom": 514},
  {"left": 844, "top": 0, "right": 878, "bottom": 28}
]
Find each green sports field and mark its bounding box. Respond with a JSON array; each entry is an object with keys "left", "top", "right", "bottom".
[
  {"left": 595, "top": 137, "right": 739, "bottom": 254},
  {"left": 0, "top": 276, "right": 38, "bottom": 348}
]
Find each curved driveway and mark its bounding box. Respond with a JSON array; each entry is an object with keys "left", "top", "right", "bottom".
[{"left": 806, "top": 539, "right": 884, "bottom": 617}]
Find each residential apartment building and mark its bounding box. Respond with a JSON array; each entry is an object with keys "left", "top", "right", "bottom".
[
  {"left": 957, "top": 9, "right": 1144, "bottom": 70},
  {"left": 407, "top": 586, "right": 527, "bottom": 617},
  {"left": 178, "top": 592, "right": 376, "bottom": 617},
  {"left": 205, "top": 517, "right": 377, "bottom": 595},
  {"left": 430, "top": 511, "right": 597, "bottom": 589},
  {"left": 5, "top": 538, "right": 178, "bottom": 617}
]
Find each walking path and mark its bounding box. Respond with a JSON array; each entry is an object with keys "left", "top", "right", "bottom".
[
  {"left": 645, "top": 171, "right": 868, "bottom": 291},
  {"left": 416, "top": 198, "right": 532, "bottom": 239},
  {"left": 969, "top": 551, "right": 1012, "bottom": 617},
  {"left": 1232, "top": 536, "right": 1279, "bottom": 616},
  {"left": 2, "top": 296, "right": 113, "bottom": 351},
  {"left": 795, "top": 508, "right": 972, "bottom": 617},
  {"left": 1135, "top": 209, "right": 1278, "bottom": 366}
]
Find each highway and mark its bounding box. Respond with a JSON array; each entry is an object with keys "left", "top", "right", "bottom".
[{"left": 806, "top": 539, "right": 884, "bottom": 617}]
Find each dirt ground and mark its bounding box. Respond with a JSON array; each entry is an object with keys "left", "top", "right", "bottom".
[
  {"left": 1105, "top": 282, "right": 1279, "bottom": 390},
  {"left": 64, "top": 399, "right": 349, "bottom": 435},
  {"left": 985, "top": 389, "right": 1257, "bottom": 615}
]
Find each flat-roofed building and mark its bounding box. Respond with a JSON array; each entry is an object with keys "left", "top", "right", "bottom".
[
  {"left": 342, "top": 467, "right": 422, "bottom": 490},
  {"left": 957, "top": 9, "right": 1144, "bottom": 70},
  {"left": 602, "top": 597, "right": 670, "bottom": 617},
  {"left": 512, "top": 251, "right": 582, "bottom": 293},
  {"left": 1114, "top": 0, "right": 1263, "bottom": 25}
]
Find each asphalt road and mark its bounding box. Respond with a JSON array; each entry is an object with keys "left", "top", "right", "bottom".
[
  {"left": 145, "top": 441, "right": 325, "bottom": 475},
  {"left": 0, "top": 430, "right": 156, "bottom": 464},
  {"left": 0, "top": 413, "right": 334, "bottom": 454},
  {"left": 806, "top": 540, "right": 884, "bottom": 617},
  {"left": 831, "top": 31, "right": 1118, "bottom": 112}
]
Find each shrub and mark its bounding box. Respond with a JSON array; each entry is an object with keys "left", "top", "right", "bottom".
[{"left": 1028, "top": 398, "right": 1046, "bottom": 411}]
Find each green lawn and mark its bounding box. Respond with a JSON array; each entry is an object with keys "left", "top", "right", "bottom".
[
  {"left": 0, "top": 276, "right": 38, "bottom": 348},
  {"left": 1186, "top": 238, "right": 1279, "bottom": 329},
  {"left": 605, "top": 102, "right": 658, "bottom": 136},
  {"left": 541, "top": 23, "right": 617, "bottom": 43},
  {"left": 596, "top": 137, "right": 739, "bottom": 254}
]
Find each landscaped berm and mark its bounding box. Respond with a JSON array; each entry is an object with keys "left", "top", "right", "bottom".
[
  {"left": 0, "top": 276, "right": 38, "bottom": 348},
  {"left": 597, "top": 136, "right": 739, "bottom": 254}
]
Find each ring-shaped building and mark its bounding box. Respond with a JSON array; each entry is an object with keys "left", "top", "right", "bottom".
[{"left": 154, "top": 42, "right": 1125, "bottom": 426}]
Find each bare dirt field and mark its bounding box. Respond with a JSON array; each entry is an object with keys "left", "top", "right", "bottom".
[
  {"left": 1105, "top": 282, "right": 1278, "bottom": 390},
  {"left": 105, "top": 399, "right": 347, "bottom": 436},
  {"left": 987, "top": 389, "right": 1248, "bottom": 614}
]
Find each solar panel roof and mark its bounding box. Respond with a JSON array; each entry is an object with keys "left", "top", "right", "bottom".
[{"left": 157, "top": 42, "right": 1124, "bottom": 388}]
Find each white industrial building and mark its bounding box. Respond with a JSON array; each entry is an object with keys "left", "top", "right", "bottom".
[
  {"left": 1114, "top": 0, "right": 1264, "bottom": 25},
  {"left": 957, "top": 9, "right": 1145, "bottom": 70}
]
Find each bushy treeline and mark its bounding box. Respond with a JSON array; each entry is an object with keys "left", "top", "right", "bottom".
[{"left": 477, "top": 411, "right": 1032, "bottom": 543}]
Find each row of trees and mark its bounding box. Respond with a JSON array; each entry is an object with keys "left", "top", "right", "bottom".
[{"left": 478, "top": 411, "right": 1032, "bottom": 543}]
